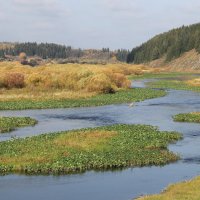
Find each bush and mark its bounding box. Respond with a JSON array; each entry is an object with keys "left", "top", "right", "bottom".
[
  {"left": 3, "top": 73, "right": 25, "bottom": 89},
  {"left": 28, "top": 59, "right": 38, "bottom": 67},
  {"left": 19, "top": 52, "right": 28, "bottom": 65},
  {"left": 86, "top": 73, "right": 115, "bottom": 93}
]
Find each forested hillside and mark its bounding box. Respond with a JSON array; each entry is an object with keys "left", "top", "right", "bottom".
[{"left": 127, "top": 23, "right": 200, "bottom": 64}]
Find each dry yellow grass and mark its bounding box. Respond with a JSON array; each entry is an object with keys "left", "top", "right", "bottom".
[
  {"left": 137, "top": 176, "right": 200, "bottom": 200},
  {"left": 186, "top": 78, "right": 200, "bottom": 86},
  {"left": 0, "top": 130, "right": 117, "bottom": 167},
  {"left": 54, "top": 130, "right": 117, "bottom": 150},
  {"left": 0, "top": 62, "right": 146, "bottom": 101}
]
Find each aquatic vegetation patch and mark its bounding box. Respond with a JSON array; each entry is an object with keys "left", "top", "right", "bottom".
[
  {"left": 173, "top": 112, "right": 200, "bottom": 123},
  {"left": 0, "top": 117, "right": 37, "bottom": 133},
  {"left": 0, "top": 88, "right": 166, "bottom": 110},
  {"left": 0, "top": 124, "right": 182, "bottom": 174},
  {"left": 137, "top": 176, "right": 200, "bottom": 200}
]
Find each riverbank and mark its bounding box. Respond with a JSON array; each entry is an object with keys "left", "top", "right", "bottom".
[
  {"left": 137, "top": 176, "right": 200, "bottom": 200},
  {"left": 0, "top": 88, "right": 166, "bottom": 110},
  {"left": 148, "top": 79, "right": 200, "bottom": 92}
]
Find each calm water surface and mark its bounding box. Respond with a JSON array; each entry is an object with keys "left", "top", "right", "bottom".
[{"left": 0, "top": 80, "right": 200, "bottom": 200}]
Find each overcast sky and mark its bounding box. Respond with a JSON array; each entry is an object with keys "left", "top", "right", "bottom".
[{"left": 1, "top": 0, "right": 200, "bottom": 49}]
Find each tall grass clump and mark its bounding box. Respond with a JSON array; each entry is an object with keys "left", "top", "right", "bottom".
[{"left": 3, "top": 73, "right": 25, "bottom": 89}]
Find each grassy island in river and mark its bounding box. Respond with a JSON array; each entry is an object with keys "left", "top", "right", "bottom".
[{"left": 0, "top": 124, "right": 181, "bottom": 174}]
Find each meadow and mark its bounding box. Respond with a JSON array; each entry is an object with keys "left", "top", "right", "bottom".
[
  {"left": 0, "top": 124, "right": 181, "bottom": 174},
  {"left": 0, "top": 117, "right": 37, "bottom": 133}
]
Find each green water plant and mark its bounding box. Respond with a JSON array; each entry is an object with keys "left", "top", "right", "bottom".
[
  {"left": 0, "top": 117, "right": 37, "bottom": 133},
  {"left": 0, "top": 88, "right": 166, "bottom": 110},
  {"left": 173, "top": 112, "right": 200, "bottom": 123},
  {"left": 0, "top": 124, "right": 182, "bottom": 175}
]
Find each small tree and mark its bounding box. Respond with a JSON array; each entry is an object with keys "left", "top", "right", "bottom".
[{"left": 19, "top": 52, "right": 28, "bottom": 65}]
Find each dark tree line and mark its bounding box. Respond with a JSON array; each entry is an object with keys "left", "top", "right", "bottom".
[
  {"left": 116, "top": 49, "right": 130, "bottom": 62},
  {"left": 0, "top": 42, "right": 130, "bottom": 62},
  {"left": 0, "top": 42, "right": 83, "bottom": 59},
  {"left": 127, "top": 23, "right": 200, "bottom": 63}
]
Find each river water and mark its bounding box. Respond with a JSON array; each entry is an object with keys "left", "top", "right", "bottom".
[{"left": 0, "top": 80, "right": 200, "bottom": 200}]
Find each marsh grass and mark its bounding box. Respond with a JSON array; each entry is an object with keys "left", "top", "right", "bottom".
[
  {"left": 0, "top": 62, "right": 145, "bottom": 94},
  {"left": 0, "top": 62, "right": 161, "bottom": 109},
  {"left": 0, "top": 88, "right": 166, "bottom": 110},
  {"left": 0, "top": 117, "right": 37, "bottom": 133},
  {"left": 0, "top": 124, "right": 182, "bottom": 175},
  {"left": 137, "top": 176, "right": 200, "bottom": 200}
]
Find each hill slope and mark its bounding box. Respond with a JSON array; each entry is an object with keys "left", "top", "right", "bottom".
[{"left": 127, "top": 23, "right": 200, "bottom": 67}]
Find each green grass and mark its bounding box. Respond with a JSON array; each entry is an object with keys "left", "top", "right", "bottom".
[
  {"left": 148, "top": 80, "right": 200, "bottom": 92},
  {"left": 0, "top": 117, "right": 37, "bottom": 133},
  {"left": 129, "top": 72, "right": 195, "bottom": 80},
  {"left": 0, "top": 124, "right": 182, "bottom": 175},
  {"left": 137, "top": 176, "right": 200, "bottom": 200},
  {"left": 173, "top": 112, "right": 200, "bottom": 123},
  {"left": 0, "top": 88, "right": 166, "bottom": 110}
]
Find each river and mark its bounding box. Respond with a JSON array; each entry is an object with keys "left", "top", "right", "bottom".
[{"left": 0, "top": 79, "right": 200, "bottom": 200}]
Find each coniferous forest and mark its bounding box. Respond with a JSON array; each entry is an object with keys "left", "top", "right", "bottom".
[
  {"left": 0, "top": 42, "right": 129, "bottom": 62},
  {"left": 0, "top": 43, "right": 83, "bottom": 59},
  {"left": 127, "top": 23, "right": 200, "bottom": 63}
]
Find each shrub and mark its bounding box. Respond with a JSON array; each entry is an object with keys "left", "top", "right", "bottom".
[
  {"left": 19, "top": 52, "right": 28, "bottom": 65},
  {"left": 3, "top": 73, "right": 25, "bottom": 89},
  {"left": 111, "top": 73, "right": 131, "bottom": 88},
  {"left": 28, "top": 59, "right": 38, "bottom": 67},
  {"left": 86, "top": 73, "right": 115, "bottom": 93},
  {"left": 19, "top": 52, "right": 27, "bottom": 60}
]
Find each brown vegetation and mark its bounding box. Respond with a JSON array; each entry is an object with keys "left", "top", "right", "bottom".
[
  {"left": 146, "top": 50, "right": 200, "bottom": 72},
  {"left": 0, "top": 62, "right": 146, "bottom": 101},
  {"left": 3, "top": 73, "right": 25, "bottom": 89}
]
